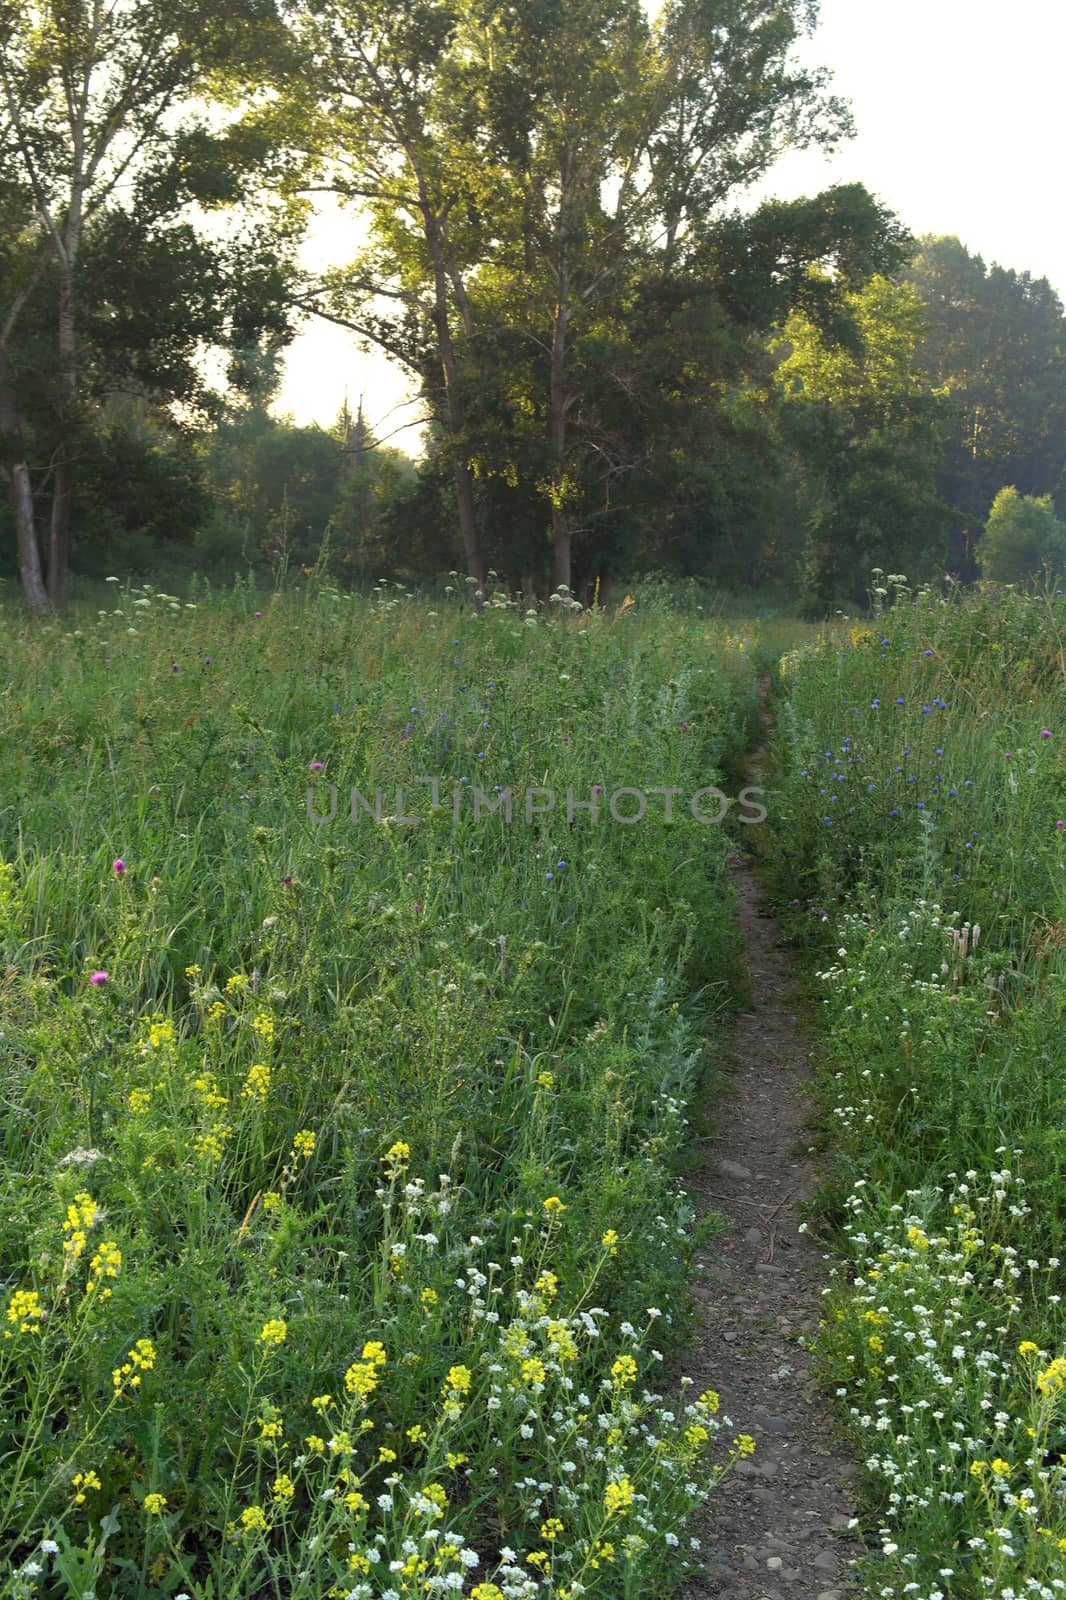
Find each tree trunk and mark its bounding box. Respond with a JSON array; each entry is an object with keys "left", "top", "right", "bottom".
[
  {"left": 10, "top": 461, "right": 51, "bottom": 615},
  {"left": 549, "top": 294, "right": 571, "bottom": 594},
  {"left": 47, "top": 266, "right": 76, "bottom": 610},
  {"left": 0, "top": 368, "right": 50, "bottom": 614}
]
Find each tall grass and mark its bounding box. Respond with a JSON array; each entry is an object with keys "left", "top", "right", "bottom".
[
  {"left": 770, "top": 579, "right": 1066, "bottom": 1600},
  {"left": 0, "top": 580, "right": 758, "bottom": 1600}
]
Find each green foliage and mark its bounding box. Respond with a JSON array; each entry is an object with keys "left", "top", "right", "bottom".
[
  {"left": 770, "top": 582, "right": 1066, "bottom": 1597},
  {"left": 775, "top": 277, "right": 953, "bottom": 610},
  {"left": 0, "top": 590, "right": 757, "bottom": 1596},
  {"left": 979, "top": 486, "right": 1066, "bottom": 583}
]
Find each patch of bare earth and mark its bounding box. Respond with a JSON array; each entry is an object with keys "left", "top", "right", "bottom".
[{"left": 677, "top": 731, "right": 863, "bottom": 1600}]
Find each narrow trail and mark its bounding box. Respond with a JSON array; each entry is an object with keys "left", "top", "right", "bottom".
[{"left": 678, "top": 712, "right": 862, "bottom": 1600}]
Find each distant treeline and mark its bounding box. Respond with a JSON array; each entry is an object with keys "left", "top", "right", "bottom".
[{"left": 2, "top": 1, "right": 1064, "bottom": 612}]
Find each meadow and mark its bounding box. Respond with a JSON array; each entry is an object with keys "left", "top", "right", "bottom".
[
  {"left": 770, "top": 577, "right": 1066, "bottom": 1599},
  {"left": 0, "top": 579, "right": 761, "bottom": 1600}
]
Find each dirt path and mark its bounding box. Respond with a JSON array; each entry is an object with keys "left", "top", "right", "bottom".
[{"left": 678, "top": 728, "right": 862, "bottom": 1600}]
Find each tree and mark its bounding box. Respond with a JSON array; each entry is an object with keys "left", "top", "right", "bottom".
[
  {"left": 904, "top": 236, "right": 1066, "bottom": 579},
  {"left": 979, "top": 486, "right": 1066, "bottom": 584},
  {"left": 287, "top": 0, "right": 854, "bottom": 593},
  {"left": 775, "top": 275, "right": 953, "bottom": 609},
  {"left": 0, "top": 0, "right": 294, "bottom": 610}
]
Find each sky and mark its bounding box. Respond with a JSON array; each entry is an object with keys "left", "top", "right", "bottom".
[{"left": 273, "top": 0, "right": 1066, "bottom": 441}]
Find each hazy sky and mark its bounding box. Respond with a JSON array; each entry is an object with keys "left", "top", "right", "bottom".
[{"left": 274, "top": 0, "right": 1065, "bottom": 439}]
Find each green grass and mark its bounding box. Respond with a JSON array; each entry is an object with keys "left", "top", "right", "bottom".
[
  {"left": 769, "top": 579, "right": 1066, "bottom": 1600},
  {"left": 0, "top": 578, "right": 760, "bottom": 1600}
]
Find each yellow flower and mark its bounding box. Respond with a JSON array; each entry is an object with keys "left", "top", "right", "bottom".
[
  {"left": 292, "top": 1129, "right": 316, "bottom": 1159},
  {"left": 542, "top": 1195, "right": 565, "bottom": 1216},
  {"left": 272, "top": 1474, "right": 295, "bottom": 1501},
  {"left": 344, "top": 1361, "right": 379, "bottom": 1400},
  {"left": 251, "top": 1013, "right": 275, "bottom": 1041},
  {"left": 5, "top": 1288, "right": 44, "bottom": 1335},
  {"left": 147, "top": 1017, "right": 175, "bottom": 1050},
  {"left": 311, "top": 1393, "right": 332, "bottom": 1413},
  {"left": 1037, "top": 1357, "right": 1066, "bottom": 1396},
  {"left": 143, "top": 1493, "right": 167, "bottom": 1515},
  {"left": 541, "top": 1517, "right": 565, "bottom": 1541},
  {"left": 344, "top": 1489, "right": 368, "bottom": 1513},
  {"left": 378, "top": 1446, "right": 398, "bottom": 1464},
  {"left": 127, "top": 1088, "right": 151, "bottom": 1114},
  {"left": 443, "top": 1364, "right": 472, "bottom": 1396},
  {"left": 534, "top": 1270, "right": 559, "bottom": 1301},
  {"left": 1019, "top": 1340, "right": 1040, "bottom": 1356},
  {"left": 72, "top": 1470, "right": 101, "bottom": 1505},
  {"left": 698, "top": 1389, "right": 720, "bottom": 1414},
  {"left": 362, "top": 1340, "right": 387, "bottom": 1366},
  {"left": 536, "top": 1071, "right": 555, "bottom": 1088},
  {"left": 305, "top": 1434, "right": 325, "bottom": 1453},
  {"left": 610, "top": 1354, "right": 638, "bottom": 1389},
  {"left": 446, "top": 1451, "right": 468, "bottom": 1469},
  {"left": 85, "top": 1241, "right": 121, "bottom": 1298},
  {"left": 240, "top": 1504, "right": 267, "bottom": 1533},
  {"left": 526, "top": 1551, "right": 550, "bottom": 1571},
  {"left": 381, "top": 1139, "right": 410, "bottom": 1174},
  {"left": 421, "top": 1287, "right": 438, "bottom": 1312},
  {"left": 547, "top": 1321, "right": 578, "bottom": 1362},
  {"left": 990, "top": 1458, "right": 1011, "bottom": 1479},
  {"left": 225, "top": 974, "right": 248, "bottom": 994},
  {"left": 471, "top": 1586, "right": 504, "bottom": 1600},
  {"left": 259, "top": 1418, "right": 284, "bottom": 1441},
  {"left": 184, "top": 964, "right": 201, "bottom": 978},
  {"left": 261, "top": 1191, "right": 281, "bottom": 1212},
  {"left": 906, "top": 1225, "right": 930, "bottom": 1250},
  {"left": 734, "top": 1434, "right": 756, "bottom": 1458},
  {"left": 520, "top": 1357, "right": 546, "bottom": 1387},
  {"left": 601, "top": 1228, "right": 619, "bottom": 1255},
  {"left": 407, "top": 1423, "right": 428, "bottom": 1443},
  {"left": 604, "top": 1478, "right": 635, "bottom": 1516},
  {"left": 242, "top": 1063, "right": 271, "bottom": 1101},
  {"left": 259, "top": 1318, "right": 287, "bottom": 1346}
]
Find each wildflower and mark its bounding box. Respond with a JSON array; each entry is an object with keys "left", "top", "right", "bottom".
[
  {"left": 534, "top": 1270, "right": 559, "bottom": 1300},
  {"left": 143, "top": 1493, "right": 167, "bottom": 1515},
  {"left": 311, "top": 1394, "right": 332, "bottom": 1413},
  {"left": 1037, "top": 1357, "right": 1066, "bottom": 1396},
  {"left": 381, "top": 1140, "right": 410, "bottom": 1174},
  {"left": 734, "top": 1434, "right": 756, "bottom": 1457},
  {"left": 292, "top": 1129, "right": 316, "bottom": 1158},
  {"left": 259, "top": 1319, "right": 287, "bottom": 1346},
  {"left": 272, "top": 1474, "right": 295, "bottom": 1501},
  {"left": 72, "top": 1470, "right": 102, "bottom": 1505},
  {"left": 1019, "top": 1340, "right": 1040, "bottom": 1356},
  {"left": 990, "top": 1458, "right": 1011, "bottom": 1478},
  {"left": 240, "top": 1504, "right": 268, "bottom": 1533},
  {"left": 604, "top": 1478, "right": 635, "bottom": 1516},
  {"left": 5, "top": 1289, "right": 44, "bottom": 1335},
  {"left": 147, "top": 1017, "right": 175, "bottom": 1049},
  {"left": 542, "top": 1195, "right": 566, "bottom": 1217},
  {"left": 242, "top": 1063, "right": 271, "bottom": 1101},
  {"left": 251, "top": 1013, "right": 275, "bottom": 1041},
  {"left": 611, "top": 1355, "right": 638, "bottom": 1389},
  {"left": 89, "top": 970, "right": 109, "bottom": 986},
  {"left": 224, "top": 974, "right": 248, "bottom": 994},
  {"left": 601, "top": 1228, "right": 619, "bottom": 1255},
  {"left": 443, "top": 1364, "right": 472, "bottom": 1398},
  {"left": 542, "top": 1518, "right": 565, "bottom": 1541},
  {"left": 310, "top": 761, "right": 324, "bottom": 771},
  {"left": 86, "top": 1241, "right": 121, "bottom": 1295},
  {"left": 344, "top": 1361, "right": 380, "bottom": 1400},
  {"left": 113, "top": 859, "right": 127, "bottom": 876},
  {"left": 421, "top": 1287, "right": 438, "bottom": 1313},
  {"left": 127, "top": 1088, "right": 151, "bottom": 1113}
]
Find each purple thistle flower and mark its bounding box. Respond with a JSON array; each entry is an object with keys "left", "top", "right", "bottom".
[
  {"left": 309, "top": 761, "right": 324, "bottom": 772},
  {"left": 90, "top": 970, "right": 109, "bottom": 986},
  {"left": 112, "top": 858, "right": 126, "bottom": 876}
]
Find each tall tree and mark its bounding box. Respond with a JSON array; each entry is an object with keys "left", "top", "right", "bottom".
[
  {"left": 0, "top": 0, "right": 292, "bottom": 610},
  {"left": 904, "top": 236, "right": 1066, "bottom": 579},
  {"left": 774, "top": 274, "right": 953, "bottom": 609},
  {"left": 288, "top": 0, "right": 853, "bottom": 593}
]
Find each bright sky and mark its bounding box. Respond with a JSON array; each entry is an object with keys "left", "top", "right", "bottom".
[{"left": 274, "top": 0, "right": 1066, "bottom": 442}]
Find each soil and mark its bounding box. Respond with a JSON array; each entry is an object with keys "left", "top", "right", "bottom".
[{"left": 677, "top": 721, "right": 863, "bottom": 1600}]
